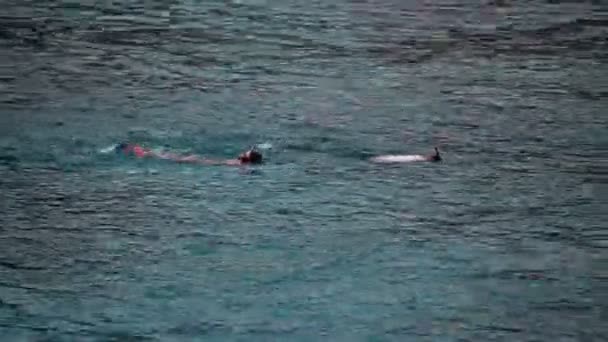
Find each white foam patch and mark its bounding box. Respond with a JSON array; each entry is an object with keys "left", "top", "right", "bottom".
[
  {"left": 371, "top": 154, "right": 427, "bottom": 163},
  {"left": 99, "top": 144, "right": 118, "bottom": 154},
  {"left": 256, "top": 142, "right": 273, "bottom": 150}
]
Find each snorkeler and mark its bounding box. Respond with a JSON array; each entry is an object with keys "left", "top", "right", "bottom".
[
  {"left": 428, "top": 147, "right": 441, "bottom": 162},
  {"left": 115, "top": 143, "right": 263, "bottom": 166}
]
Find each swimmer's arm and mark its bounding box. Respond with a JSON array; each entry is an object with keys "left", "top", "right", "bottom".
[
  {"left": 155, "top": 151, "right": 184, "bottom": 160},
  {"left": 196, "top": 158, "right": 242, "bottom": 166},
  {"left": 144, "top": 151, "right": 241, "bottom": 166},
  {"left": 155, "top": 153, "right": 206, "bottom": 163},
  {"left": 185, "top": 157, "right": 241, "bottom": 165}
]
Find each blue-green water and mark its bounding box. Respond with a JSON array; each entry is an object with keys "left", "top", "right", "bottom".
[{"left": 1, "top": 1, "right": 607, "bottom": 341}]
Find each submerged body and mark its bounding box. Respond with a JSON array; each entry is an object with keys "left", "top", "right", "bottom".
[
  {"left": 371, "top": 147, "right": 441, "bottom": 164},
  {"left": 115, "top": 143, "right": 263, "bottom": 166}
]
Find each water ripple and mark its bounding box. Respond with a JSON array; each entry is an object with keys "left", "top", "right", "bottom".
[{"left": 1, "top": 0, "right": 606, "bottom": 340}]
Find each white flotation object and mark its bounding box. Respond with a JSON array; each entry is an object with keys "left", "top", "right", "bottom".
[{"left": 370, "top": 154, "right": 428, "bottom": 163}]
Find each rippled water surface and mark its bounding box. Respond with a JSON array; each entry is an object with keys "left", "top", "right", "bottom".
[{"left": 1, "top": 0, "right": 607, "bottom": 340}]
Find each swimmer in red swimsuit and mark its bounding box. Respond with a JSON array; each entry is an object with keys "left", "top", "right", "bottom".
[{"left": 115, "top": 143, "right": 263, "bottom": 166}]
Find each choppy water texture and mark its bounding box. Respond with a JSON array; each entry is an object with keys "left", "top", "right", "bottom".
[{"left": 1, "top": 0, "right": 607, "bottom": 341}]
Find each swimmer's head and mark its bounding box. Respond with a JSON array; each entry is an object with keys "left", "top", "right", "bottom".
[
  {"left": 115, "top": 142, "right": 129, "bottom": 153},
  {"left": 238, "top": 149, "right": 263, "bottom": 164}
]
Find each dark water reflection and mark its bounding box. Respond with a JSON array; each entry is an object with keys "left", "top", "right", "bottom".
[{"left": 1, "top": 0, "right": 606, "bottom": 340}]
